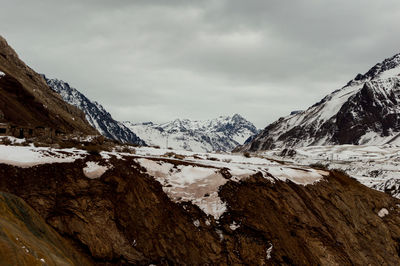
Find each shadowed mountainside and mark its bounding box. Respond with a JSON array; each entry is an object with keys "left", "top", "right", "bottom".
[{"left": 0, "top": 36, "right": 97, "bottom": 136}]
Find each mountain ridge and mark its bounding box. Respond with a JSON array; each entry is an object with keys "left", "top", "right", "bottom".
[
  {"left": 0, "top": 36, "right": 97, "bottom": 136},
  {"left": 238, "top": 52, "right": 400, "bottom": 151},
  {"left": 124, "top": 114, "right": 258, "bottom": 152},
  {"left": 45, "top": 77, "right": 146, "bottom": 145}
]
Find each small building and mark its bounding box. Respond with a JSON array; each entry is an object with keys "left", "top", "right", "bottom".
[{"left": 0, "top": 123, "right": 10, "bottom": 135}]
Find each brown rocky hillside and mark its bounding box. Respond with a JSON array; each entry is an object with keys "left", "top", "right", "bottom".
[
  {"left": 1, "top": 151, "right": 400, "bottom": 265},
  {"left": 0, "top": 36, "right": 97, "bottom": 137},
  {"left": 0, "top": 191, "right": 92, "bottom": 265}
]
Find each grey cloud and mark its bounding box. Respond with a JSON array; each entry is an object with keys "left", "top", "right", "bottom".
[{"left": 1, "top": 0, "right": 400, "bottom": 127}]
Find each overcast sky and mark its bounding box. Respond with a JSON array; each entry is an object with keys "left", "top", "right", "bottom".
[{"left": 1, "top": 0, "right": 400, "bottom": 128}]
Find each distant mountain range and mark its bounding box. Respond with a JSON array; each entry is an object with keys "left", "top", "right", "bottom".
[
  {"left": 46, "top": 77, "right": 257, "bottom": 151},
  {"left": 124, "top": 114, "right": 258, "bottom": 152},
  {"left": 45, "top": 77, "right": 146, "bottom": 145},
  {"left": 239, "top": 52, "right": 400, "bottom": 151}
]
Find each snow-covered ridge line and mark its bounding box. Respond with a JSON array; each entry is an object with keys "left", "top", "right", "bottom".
[
  {"left": 241, "top": 51, "right": 400, "bottom": 151},
  {"left": 124, "top": 114, "right": 258, "bottom": 153},
  {"left": 45, "top": 76, "right": 146, "bottom": 146}
]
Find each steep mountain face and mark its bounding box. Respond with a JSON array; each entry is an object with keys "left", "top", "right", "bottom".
[
  {"left": 240, "top": 53, "right": 400, "bottom": 151},
  {"left": 0, "top": 36, "right": 97, "bottom": 136},
  {"left": 46, "top": 78, "right": 146, "bottom": 145},
  {"left": 0, "top": 192, "right": 92, "bottom": 265},
  {"left": 124, "top": 114, "right": 258, "bottom": 152}
]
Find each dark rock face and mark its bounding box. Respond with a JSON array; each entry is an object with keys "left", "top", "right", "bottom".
[
  {"left": 46, "top": 78, "right": 146, "bottom": 146},
  {"left": 0, "top": 36, "right": 97, "bottom": 136},
  {"left": 0, "top": 192, "right": 92, "bottom": 265},
  {"left": 220, "top": 172, "right": 400, "bottom": 265},
  {"left": 334, "top": 80, "right": 400, "bottom": 144},
  {"left": 239, "top": 53, "right": 400, "bottom": 151},
  {"left": 1, "top": 157, "right": 400, "bottom": 265}
]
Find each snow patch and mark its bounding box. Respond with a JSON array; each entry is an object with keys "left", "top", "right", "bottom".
[
  {"left": 378, "top": 208, "right": 389, "bottom": 218},
  {"left": 135, "top": 149, "right": 327, "bottom": 219},
  {"left": 136, "top": 158, "right": 227, "bottom": 219},
  {"left": 262, "top": 144, "right": 400, "bottom": 198},
  {"left": 83, "top": 161, "right": 109, "bottom": 179},
  {"left": 193, "top": 220, "right": 200, "bottom": 227},
  {"left": 266, "top": 243, "right": 273, "bottom": 260},
  {"left": 229, "top": 221, "right": 240, "bottom": 231},
  {"left": 0, "top": 145, "right": 86, "bottom": 167},
  {"left": 0, "top": 136, "right": 27, "bottom": 145}
]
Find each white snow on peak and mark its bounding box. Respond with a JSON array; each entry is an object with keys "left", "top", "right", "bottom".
[
  {"left": 376, "top": 54, "right": 400, "bottom": 80},
  {"left": 124, "top": 114, "right": 258, "bottom": 153},
  {"left": 243, "top": 52, "right": 400, "bottom": 151},
  {"left": 46, "top": 77, "right": 145, "bottom": 145},
  {"left": 0, "top": 71, "right": 5, "bottom": 78},
  {"left": 377, "top": 64, "right": 400, "bottom": 80}
]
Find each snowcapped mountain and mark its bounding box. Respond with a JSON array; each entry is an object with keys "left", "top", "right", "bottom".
[
  {"left": 45, "top": 77, "right": 146, "bottom": 145},
  {"left": 124, "top": 114, "right": 258, "bottom": 152},
  {"left": 240, "top": 52, "right": 400, "bottom": 151}
]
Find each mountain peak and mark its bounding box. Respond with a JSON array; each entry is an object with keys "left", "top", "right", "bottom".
[
  {"left": 124, "top": 115, "right": 258, "bottom": 152},
  {"left": 231, "top": 113, "right": 245, "bottom": 120},
  {"left": 351, "top": 52, "right": 400, "bottom": 83},
  {"left": 46, "top": 77, "right": 146, "bottom": 145},
  {"left": 239, "top": 51, "right": 400, "bottom": 151}
]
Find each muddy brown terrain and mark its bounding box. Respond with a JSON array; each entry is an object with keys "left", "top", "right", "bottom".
[{"left": 1, "top": 154, "right": 400, "bottom": 265}]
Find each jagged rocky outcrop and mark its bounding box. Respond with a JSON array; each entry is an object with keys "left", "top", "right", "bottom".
[
  {"left": 46, "top": 78, "right": 145, "bottom": 145},
  {"left": 124, "top": 114, "right": 258, "bottom": 152},
  {"left": 239, "top": 53, "right": 400, "bottom": 151},
  {"left": 1, "top": 154, "right": 400, "bottom": 264},
  {"left": 0, "top": 36, "right": 97, "bottom": 136}
]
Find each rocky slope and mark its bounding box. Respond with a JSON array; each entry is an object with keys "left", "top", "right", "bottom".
[
  {"left": 0, "top": 36, "right": 97, "bottom": 136},
  {"left": 1, "top": 144, "right": 400, "bottom": 264},
  {"left": 46, "top": 78, "right": 145, "bottom": 145},
  {"left": 0, "top": 191, "right": 92, "bottom": 265},
  {"left": 239, "top": 52, "right": 400, "bottom": 151},
  {"left": 124, "top": 114, "right": 258, "bottom": 152}
]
